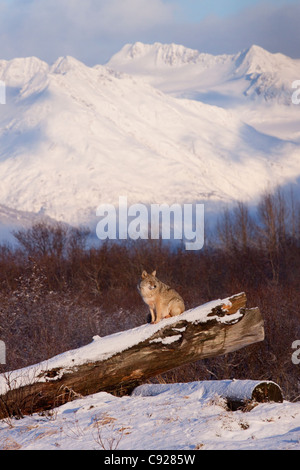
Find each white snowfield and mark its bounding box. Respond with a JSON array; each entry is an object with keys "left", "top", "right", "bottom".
[
  {"left": 0, "top": 43, "right": 299, "bottom": 230},
  {"left": 0, "top": 296, "right": 299, "bottom": 450},
  {"left": 0, "top": 381, "right": 299, "bottom": 450}
]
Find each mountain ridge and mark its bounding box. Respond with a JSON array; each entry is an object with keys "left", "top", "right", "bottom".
[
  {"left": 107, "top": 42, "right": 300, "bottom": 105},
  {"left": 0, "top": 43, "right": 299, "bottom": 235}
]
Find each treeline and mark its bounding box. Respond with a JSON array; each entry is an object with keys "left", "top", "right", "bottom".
[{"left": 0, "top": 188, "right": 299, "bottom": 400}]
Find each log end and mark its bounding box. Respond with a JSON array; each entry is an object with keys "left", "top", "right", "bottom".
[
  {"left": 252, "top": 381, "right": 283, "bottom": 404},
  {"left": 228, "top": 380, "right": 283, "bottom": 411}
]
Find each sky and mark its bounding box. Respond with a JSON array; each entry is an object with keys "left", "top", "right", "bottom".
[{"left": 0, "top": 0, "right": 299, "bottom": 65}]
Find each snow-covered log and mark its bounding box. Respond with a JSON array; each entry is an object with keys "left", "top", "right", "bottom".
[
  {"left": 132, "top": 380, "right": 283, "bottom": 410},
  {"left": 0, "top": 292, "right": 264, "bottom": 418}
]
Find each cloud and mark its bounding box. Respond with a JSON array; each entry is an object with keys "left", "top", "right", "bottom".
[
  {"left": 169, "top": 2, "right": 300, "bottom": 58},
  {"left": 98, "top": 0, "right": 174, "bottom": 32},
  {"left": 0, "top": 0, "right": 175, "bottom": 64},
  {"left": 0, "top": 0, "right": 299, "bottom": 64}
]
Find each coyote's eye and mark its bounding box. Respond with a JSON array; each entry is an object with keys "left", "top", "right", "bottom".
[{"left": 153, "top": 284, "right": 157, "bottom": 288}]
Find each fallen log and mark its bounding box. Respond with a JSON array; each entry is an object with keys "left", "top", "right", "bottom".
[
  {"left": 132, "top": 380, "right": 283, "bottom": 411},
  {"left": 0, "top": 292, "right": 264, "bottom": 418}
]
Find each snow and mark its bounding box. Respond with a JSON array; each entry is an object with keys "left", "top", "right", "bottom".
[
  {"left": 0, "top": 43, "right": 300, "bottom": 233},
  {"left": 1, "top": 293, "right": 296, "bottom": 451},
  {"left": 0, "top": 45, "right": 299, "bottom": 448},
  {"left": 0, "top": 382, "right": 299, "bottom": 450},
  {"left": 150, "top": 334, "right": 182, "bottom": 345},
  {"left": 108, "top": 42, "right": 300, "bottom": 106},
  {"left": 0, "top": 296, "right": 239, "bottom": 395},
  {"left": 132, "top": 380, "right": 281, "bottom": 403}
]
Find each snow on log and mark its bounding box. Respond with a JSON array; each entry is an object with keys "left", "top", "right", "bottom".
[
  {"left": 132, "top": 380, "right": 283, "bottom": 410},
  {"left": 0, "top": 292, "right": 264, "bottom": 418}
]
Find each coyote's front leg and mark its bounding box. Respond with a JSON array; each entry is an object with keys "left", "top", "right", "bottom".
[
  {"left": 151, "top": 306, "right": 162, "bottom": 324},
  {"left": 153, "top": 303, "right": 170, "bottom": 323},
  {"left": 149, "top": 307, "right": 156, "bottom": 324}
]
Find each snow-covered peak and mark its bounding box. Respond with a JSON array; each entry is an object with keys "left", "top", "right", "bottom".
[
  {"left": 235, "top": 44, "right": 289, "bottom": 76},
  {"left": 0, "top": 56, "right": 48, "bottom": 87},
  {"left": 130, "top": 41, "right": 200, "bottom": 66},
  {"left": 0, "top": 46, "right": 299, "bottom": 232},
  {"left": 108, "top": 41, "right": 218, "bottom": 70},
  {"left": 231, "top": 45, "right": 300, "bottom": 104},
  {"left": 109, "top": 41, "right": 296, "bottom": 77},
  {"left": 108, "top": 42, "right": 300, "bottom": 105},
  {"left": 50, "top": 55, "right": 88, "bottom": 75}
]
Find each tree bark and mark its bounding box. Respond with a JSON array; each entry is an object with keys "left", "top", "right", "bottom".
[{"left": 0, "top": 292, "right": 264, "bottom": 418}]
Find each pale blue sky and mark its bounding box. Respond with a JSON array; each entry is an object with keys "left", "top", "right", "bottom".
[
  {"left": 0, "top": 0, "right": 299, "bottom": 64},
  {"left": 171, "top": 0, "right": 298, "bottom": 21}
]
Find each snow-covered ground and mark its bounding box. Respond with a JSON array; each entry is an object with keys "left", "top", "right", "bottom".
[
  {"left": 1, "top": 382, "right": 299, "bottom": 450},
  {"left": 0, "top": 297, "right": 298, "bottom": 451}
]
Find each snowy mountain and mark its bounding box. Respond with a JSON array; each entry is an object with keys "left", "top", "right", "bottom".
[
  {"left": 0, "top": 44, "right": 299, "bottom": 234},
  {"left": 108, "top": 42, "right": 300, "bottom": 105}
]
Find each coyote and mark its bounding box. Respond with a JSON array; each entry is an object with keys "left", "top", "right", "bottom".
[{"left": 138, "top": 270, "right": 185, "bottom": 324}]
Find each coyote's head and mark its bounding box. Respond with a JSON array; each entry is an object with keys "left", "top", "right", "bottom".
[{"left": 137, "top": 270, "right": 158, "bottom": 295}]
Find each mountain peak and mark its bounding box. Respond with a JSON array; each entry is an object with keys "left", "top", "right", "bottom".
[
  {"left": 234, "top": 44, "right": 292, "bottom": 76},
  {"left": 0, "top": 44, "right": 299, "bottom": 233},
  {"left": 107, "top": 41, "right": 298, "bottom": 106},
  {"left": 247, "top": 44, "right": 268, "bottom": 55},
  {"left": 0, "top": 56, "right": 48, "bottom": 87},
  {"left": 108, "top": 42, "right": 203, "bottom": 69},
  {"left": 50, "top": 55, "right": 86, "bottom": 74}
]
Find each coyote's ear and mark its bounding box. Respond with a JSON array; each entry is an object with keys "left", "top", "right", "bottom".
[
  {"left": 142, "top": 270, "right": 147, "bottom": 278},
  {"left": 151, "top": 270, "right": 156, "bottom": 277}
]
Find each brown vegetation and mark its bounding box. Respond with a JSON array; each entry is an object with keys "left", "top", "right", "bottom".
[{"left": 0, "top": 188, "right": 299, "bottom": 401}]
